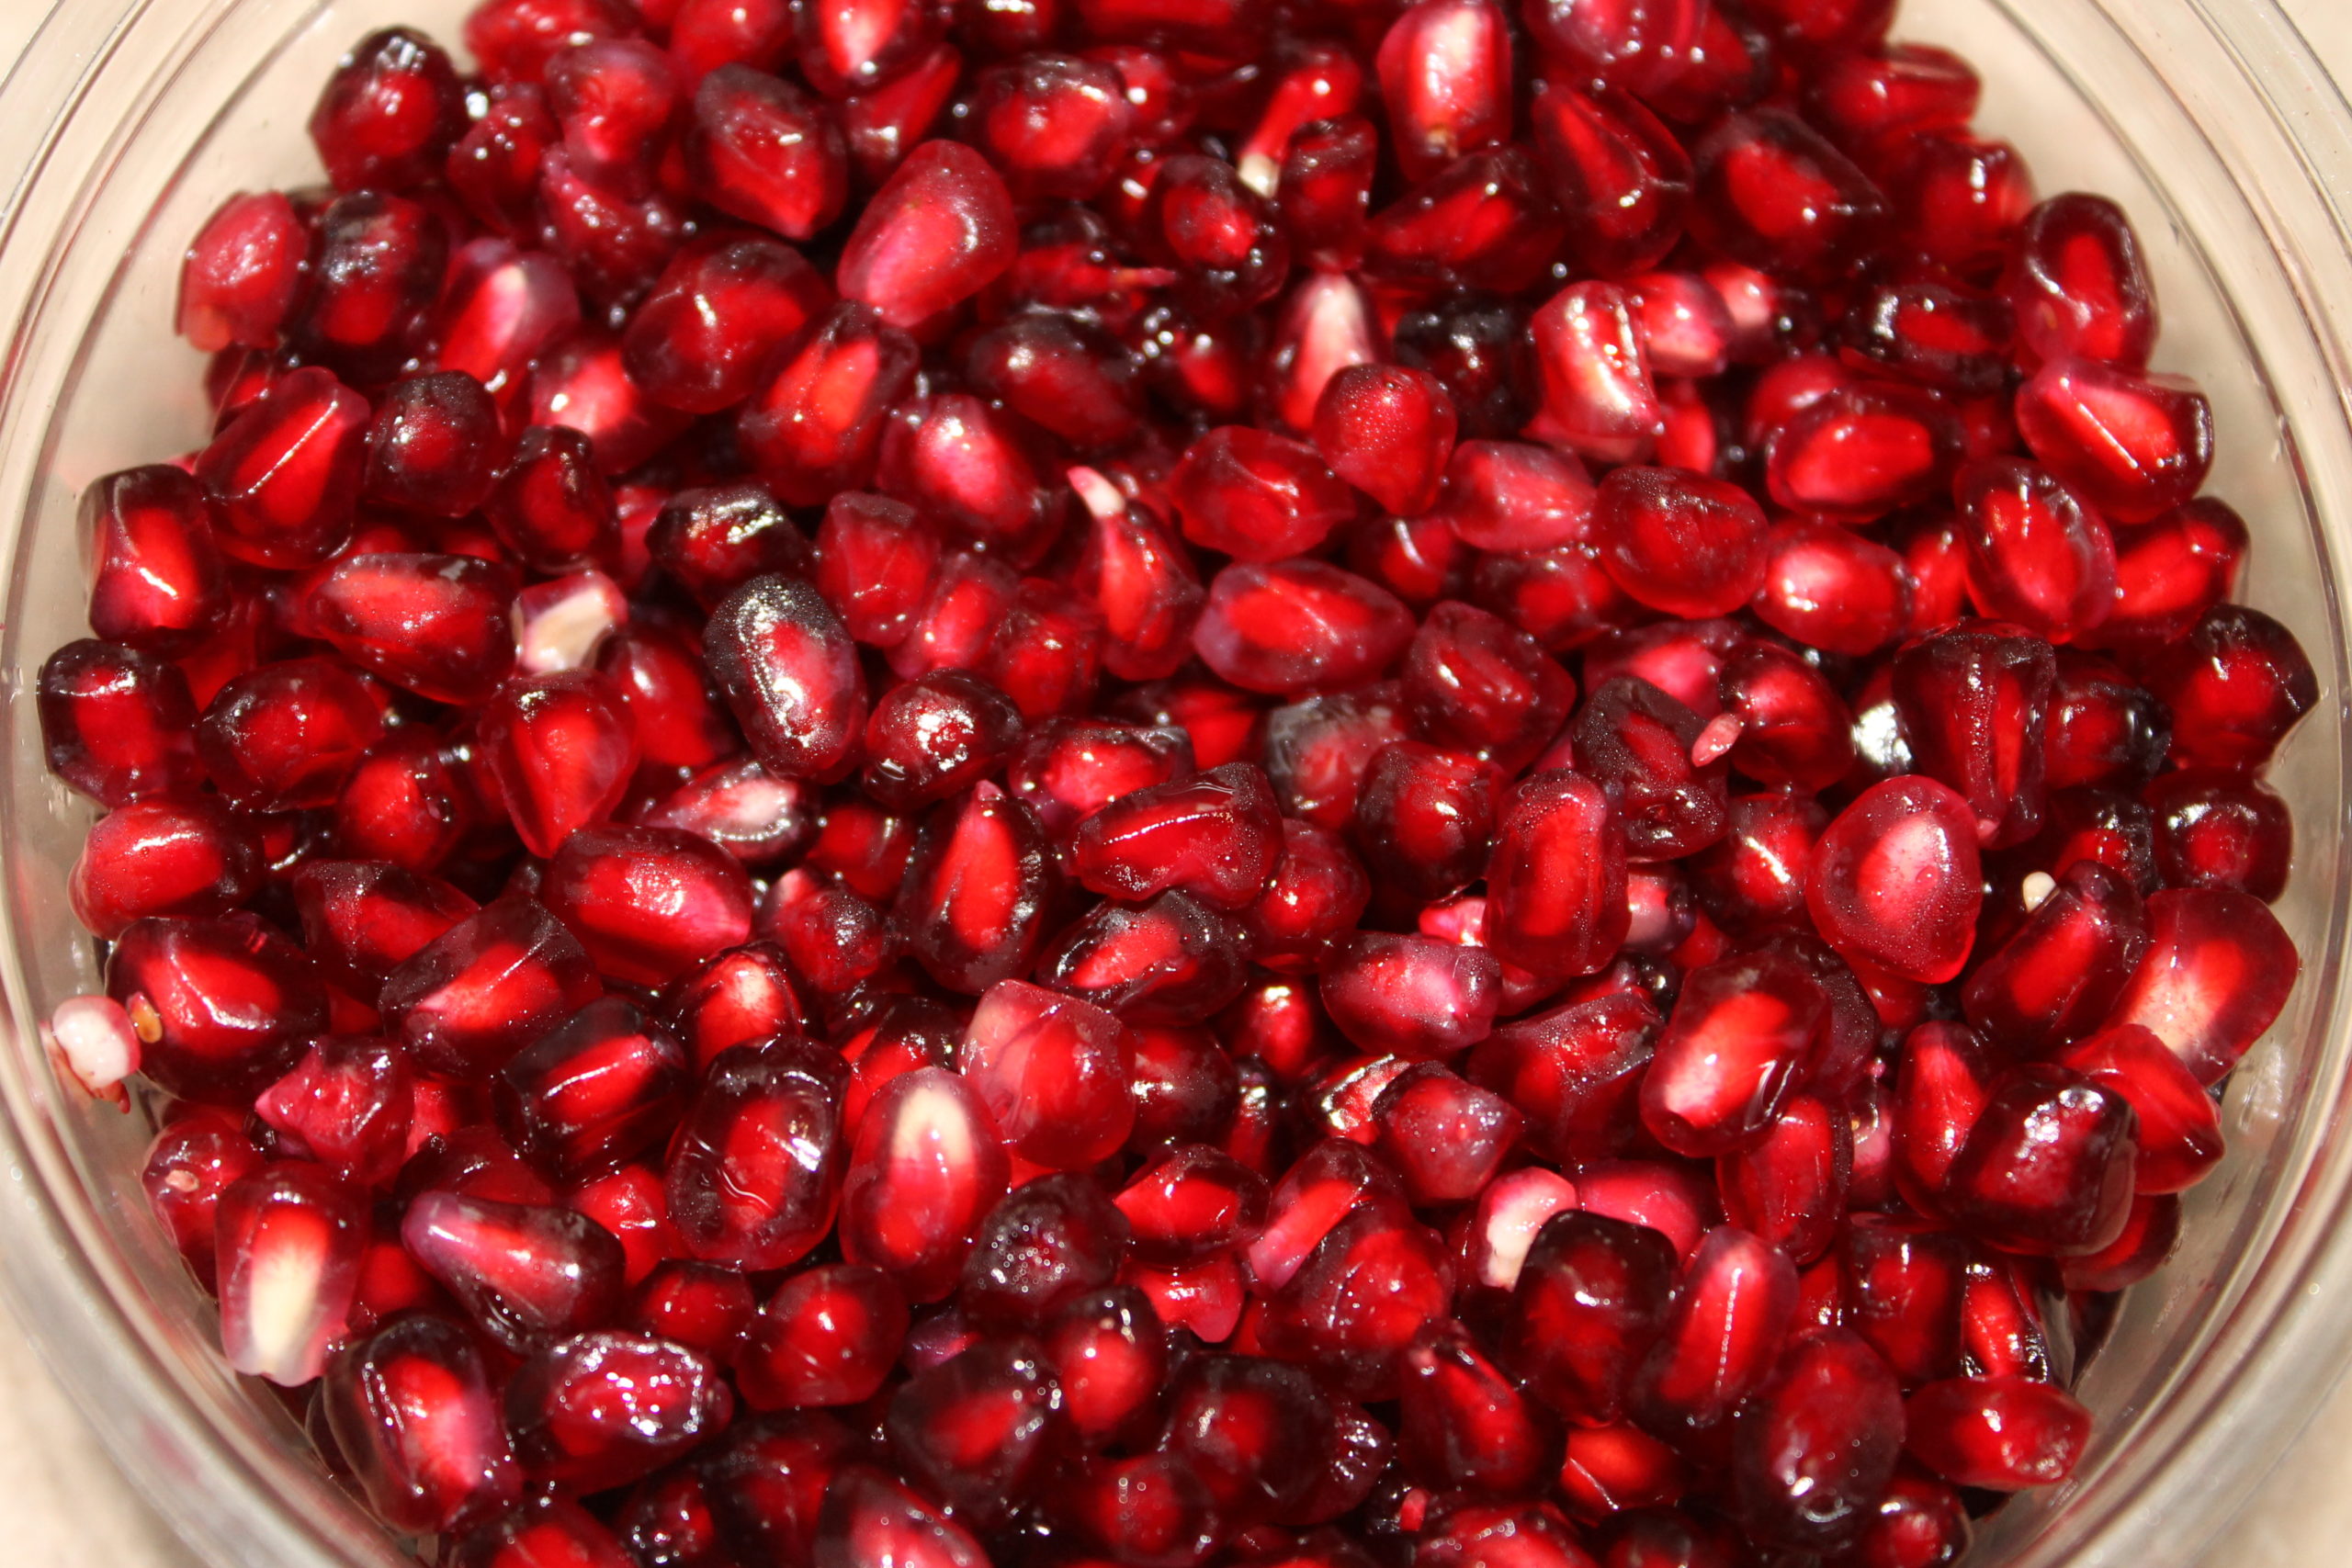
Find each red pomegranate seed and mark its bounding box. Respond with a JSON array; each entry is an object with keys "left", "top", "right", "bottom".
[
  {"left": 1529, "top": 82, "right": 1693, "bottom": 281},
  {"left": 1635, "top": 1224, "right": 1798, "bottom": 1436},
  {"left": 1690, "top": 109, "right": 1884, "bottom": 282},
  {"left": 1375, "top": 0, "right": 1511, "bottom": 183},
  {"left": 177, "top": 192, "right": 311, "bottom": 354},
  {"left": 1807, "top": 775, "right": 1984, "bottom": 985},
  {"left": 840, "top": 1066, "right": 1010, "bottom": 1300},
  {"left": 1903, "top": 1376, "right": 2091, "bottom": 1491},
  {"left": 2106, "top": 886, "right": 2299, "bottom": 1085},
  {"left": 649, "top": 483, "right": 812, "bottom": 611},
  {"left": 705, "top": 574, "right": 867, "bottom": 781},
  {"left": 1593, "top": 465, "right": 1767, "bottom": 619},
  {"left": 738, "top": 303, "right": 919, "bottom": 504},
  {"left": 477, "top": 670, "right": 642, "bottom": 858},
  {"left": 217, "top": 1161, "right": 368, "bottom": 1385},
  {"left": 2015, "top": 356, "right": 2213, "bottom": 525},
  {"left": 1526, "top": 281, "right": 1665, "bottom": 465},
  {"left": 1521, "top": 0, "right": 1703, "bottom": 93},
  {"left": 961, "top": 979, "right": 1137, "bottom": 1168},
  {"left": 665, "top": 1041, "right": 848, "bottom": 1270},
  {"left": 380, "top": 895, "right": 603, "bottom": 1079},
  {"left": 197, "top": 365, "right": 368, "bottom": 567},
  {"left": 1731, "top": 1328, "right": 1904, "bottom": 1551},
  {"left": 401, "top": 1189, "right": 627, "bottom": 1349},
  {"left": 894, "top": 782, "right": 1055, "bottom": 992},
  {"left": 1483, "top": 769, "right": 1630, "bottom": 981},
  {"left": 2003, "top": 193, "right": 2156, "bottom": 369},
  {"left": 447, "top": 1498, "right": 637, "bottom": 1568},
  {"left": 506, "top": 1329, "right": 732, "bottom": 1492},
  {"left": 1172, "top": 424, "right": 1356, "bottom": 563},
  {"left": 838, "top": 141, "right": 1018, "bottom": 327},
  {"left": 323, "top": 1314, "right": 521, "bottom": 1535},
  {"left": 2141, "top": 604, "right": 2317, "bottom": 773}
]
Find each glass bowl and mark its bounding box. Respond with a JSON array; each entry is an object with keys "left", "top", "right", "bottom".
[{"left": 0, "top": 1, "right": 2347, "bottom": 1565}]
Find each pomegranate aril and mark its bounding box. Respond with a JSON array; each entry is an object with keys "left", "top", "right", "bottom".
[
  {"left": 664, "top": 1040, "right": 847, "bottom": 1272},
  {"left": 894, "top": 783, "right": 1055, "bottom": 993},
  {"left": 1374, "top": 0, "right": 1511, "bottom": 183},
  {"left": 1311, "top": 364, "right": 1457, "bottom": 519},
  {"left": 301, "top": 552, "right": 520, "bottom": 705},
  {"left": 448, "top": 1498, "right": 637, "bottom": 1568},
  {"left": 2145, "top": 768, "right": 2290, "bottom": 900},
  {"left": 177, "top": 192, "right": 311, "bottom": 354},
  {"left": 837, "top": 139, "right": 1018, "bottom": 329},
  {"left": 1172, "top": 424, "right": 1355, "bottom": 563},
  {"left": 85, "top": 465, "right": 233, "bottom": 654},
  {"left": 1635, "top": 1224, "right": 1799, "bottom": 1436},
  {"left": 255, "top": 1033, "right": 414, "bottom": 1187},
  {"left": 477, "top": 671, "right": 642, "bottom": 858},
  {"left": 401, "top": 1188, "right": 626, "bottom": 1350},
  {"left": 881, "top": 394, "right": 1058, "bottom": 564},
  {"left": 142, "top": 1110, "right": 265, "bottom": 1290},
  {"left": 1639, "top": 944, "right": 1825, "bottom": 1156},
  {"left": 1484, "top": 768, "right": 1630, "bottom": 980},
  {"left": 737, "top": 1263, "right": 910, "bottom": 1409},
  {"left": 1937, "top": 1063, "right": 2138, "bottom": 1258},
  {"left": 485, "top": 426, "right": 616, "bottom": 574},
  {"left": 380, "top": 894, "right": 603, "bottom": 1079},
  {"left": 498, "top": 995, "right": 687, "bottom": 1181},
  {"left": 738, "top": 303, "right": 918, "bottom": 504},
  {"left": 528, "top": 327, "right": 692, "bottom": 473},
  {"left": 107, "top": 913, "right": 327, "bottom": 1103},
  {"left": 1904, "top": 1375, "right": 2090, "bottom": 1491},
  {"left": 1690, "top": 109, "right": 1885, "bottom": 282},
  {"left": 1529, "top": 82, "right": 1692, "bottom": 282},
  {"left": 957, "top": 1173, "right": 1130, "bottom": 1333},
  {"left": 197, "top": 365, "right": 368, "bottom": 567},
  {"left": 38, "top": 641, "right": 205, "bottom": 807},
  {"left": 1570, "top": 675, "right": 1729, "bottom": 861},
  {"left": 216, "top": 1161, "right": 368, "bottom": 1385},
  {"left": 363, "top": 374, "right": 510, "bottom": 521},
  {"left": 1764, "top": 380, "right": 1962, "bottom": 525},
  {"left": 1073, "top": 760, "right": 1282, "bottom": 910},
  {"left": 1364, "top": 147, "right": 1566, "bottom": 298},
  {"left": 1525, "top": 280, "right": 1665, "bottom": 465},
  {"left": 506, "top": 1329, "right": 733, "bottom": 1493},
  {"left": 1593, "top": 466, "right": 1766, "bottom": 620},
  {"left": 1731, "top": 1328, "right": 1905, "bottom": 1552},
  {"left": 840, "top": 1066, "right": 1011, "bottom": 1300},
  {"left": 2004, "top": 192, "right": 2157, "bottom": 369},
  {"left": 2015, "top": 356, "right": 2213, "bottom": 525},
  {"left": 1752, "top": 520, "right": 1913, "bottom": 658},
  {"left": 70, "top": 795, "right": 260, "bottom": 940},
  {"left": 649, "top": 484, "right": 813, "bottom": 612},
  {"left": 1718, "top": 1091, "right": 1852, "bottom": 1264},
  {"left": 837, "top": 41, "right": 964, "bottom": 185},
  {"left": 1195, "top": 559, "right": 1413, "bottom": 695},
  {"left": 705, "top": 574, "right": 866, "bottom": 782},
  {"left": 697, "top": 1410, "right": 853, "bottom": 1567},
  {"left": 324, "top": 1313, "right": 521, "bottom": 1535},
  {"left": 2142, "top": 604, "right": 2317, "bottom": 773},
  {"left": 958, "top": 977, "right": 1136, "bottom": 1168},
  {"left": 2049, "top": 1022, "right": 2222, "bottom": 1195},
  {"left": 2108, "top": 885, "right": 2299, "bottom": 1085},
  {"left": 884, "top": 1334, "right": 1062, "bottom": 1527}
]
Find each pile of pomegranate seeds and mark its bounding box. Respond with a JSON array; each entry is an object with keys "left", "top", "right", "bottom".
[{"left": 35, "top": 0, "right": 2317, "bottom": 1562}]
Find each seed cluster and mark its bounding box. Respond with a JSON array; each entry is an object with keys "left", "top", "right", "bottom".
[{"left": 31, "top": 0, "right": 2319, "bottom": 1565}]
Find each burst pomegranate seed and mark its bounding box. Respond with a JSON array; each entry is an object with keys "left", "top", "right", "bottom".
[{"left": 48, "top": 1, "right": 2324, "bottom": 1558}]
